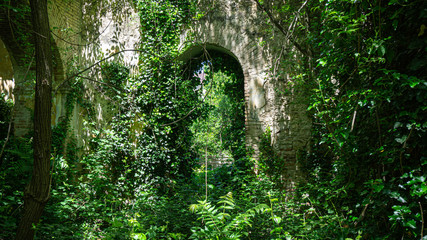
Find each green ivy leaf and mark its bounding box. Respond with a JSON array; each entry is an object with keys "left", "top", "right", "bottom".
[{"left": 403, "top": 219, "right": 417, "bottom": 229}]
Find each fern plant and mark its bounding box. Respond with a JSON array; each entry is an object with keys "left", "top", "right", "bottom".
[{"left": 189, "top": 192, "right": 269, "bottom": 240}]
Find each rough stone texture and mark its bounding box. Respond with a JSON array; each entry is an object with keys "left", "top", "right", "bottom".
[
  {"left": 1, "top": 0, "right": 311, "bottom": 186},
  {"left": 181, "top": 0, "right": 311, "bottom": 187},
  {"left": 0, "top": 0, "right": 34, "bottom": 137},
  {"left": 71, "top": 0, "right": 141, "bottom": 149},
  {"left": 0, "top": 0, "right": 81, "bottom": 137},
  {"left": 11, "top": 66, "right": 35, "bottom": 137},
  {"left": 0, "top": 0, "right": 140, "bottom": 140}
]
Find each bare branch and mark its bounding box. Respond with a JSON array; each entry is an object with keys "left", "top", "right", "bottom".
[
  {"left": 354, "top": 202, "right": 370, "bottom": 227},
  {"left": 77, "top": 75, "right": 114, "bottom": 88},
  {"left": 252, "top": 0, "right": 308, "bottom": 56},
  {"left": 0, "top": 119, "right": 13, "bottom": 166},
  {"left": 50, "top": 19, "right": 112, "bottom": 47},
  {"left": 400, "top": 126, "right": 414, "bottom": 174},
  {"left": 54, "top": 49, "right": 143, "bottom": 95},
  {"left": 161, "top": 45, "right": 215, "bottom": 127}
]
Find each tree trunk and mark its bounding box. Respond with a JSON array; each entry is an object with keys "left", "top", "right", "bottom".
[{"left": 15, "top": 0, "right": 52, "bottom": 239}]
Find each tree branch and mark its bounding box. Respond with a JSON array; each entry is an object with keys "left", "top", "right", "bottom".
[
  {"left": 161, "top": 46, "right": 214, "bottom": 127},
  {"left": 50, "top": 19, "right": 112, "bottom": 47},
  {"left": 0, "top": 119, "right": 13, "bottom": 166},
  {"left": 54, "top": 49, "right": 143, "bottom": 95},
  {"left": 252, "top": 0, "right": 308, "bottom": 56},
  {"left": 399, "top": 126, "right": 414, "bottom": 174}
]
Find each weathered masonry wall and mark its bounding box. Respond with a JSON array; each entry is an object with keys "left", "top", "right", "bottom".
[
  {"left": 181, "top": 0, "right": 311, "bottom": 187},
  {"left": 0, "top": 0, "right": 82, "bottom": 137},
  {"left": 68, "top": 0, "right": 141, "bottom": 148},
  {"left": 0, "top": 0, "right": 310, "bottom": 187},
  {"left": 50, "top": 0, "right": 140, "bottom": 148},
  {"left": 0, "top": 0, "right": 140, "bottom": 142}
]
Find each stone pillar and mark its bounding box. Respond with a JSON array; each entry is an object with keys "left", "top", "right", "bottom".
[{"left": 13, "top": 66, "right": 35, "bottom": 137}]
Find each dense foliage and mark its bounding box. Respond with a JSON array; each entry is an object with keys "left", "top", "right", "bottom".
[
  {"left": 1, "top": 0, "right": 426, "bottom": 239},
  {"left": 301, "top": 0, "right": 427, "bottom": 238}
]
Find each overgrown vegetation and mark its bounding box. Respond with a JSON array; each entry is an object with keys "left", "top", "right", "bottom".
[
  {"left": 300, "top": 0, "right": 427, "bottom": 238},
  {"left": 189, "top": 52, "right": 246, "bottom": 168},
  {"left": 1, "top": 0, "right": 426, "bottom": 239}
]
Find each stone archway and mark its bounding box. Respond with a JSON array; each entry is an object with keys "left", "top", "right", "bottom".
[
  {"left": 181, "top": 0, "right": 312, "bottom": 187},
  {"left": 181, "top": 0, "right": 276, "bottom": 159},
  {"left": 179, "top": 42, "right": 265, "bottom": 160},
  {"left": 0, "top": 0, "right": 311, "bottom": 186},
  {"left": 179, "top": 44, "right": 246, "bottom": 167}
]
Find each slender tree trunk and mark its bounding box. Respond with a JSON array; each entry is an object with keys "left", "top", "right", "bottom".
[{"left": 15, "top": 0, "right": 52, "bottom": 239}]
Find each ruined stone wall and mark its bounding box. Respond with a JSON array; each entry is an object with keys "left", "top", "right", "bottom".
[
  {"left": 0, "top": 0, "right": 35, "bottom": 137},
  {"left": 1, "top": 0, "right": 310, "bottom": 186},
  {"left": 69, "top": 0, "right": 140, "bottom": 149},
  {"left": 48, "top": 0, "right": 140, "bottom": 147},
  {"left": 0, "top": 0, "right": 140, "bottom": 142},
  {"left": 182, "top": 0, "right": 311, "bottom": 187},
  {"left": 49, "top": 0, "right": 82, "bottom": 130},
  {"left": 0, "top": 0, "right": 83, "bottom": 137}
]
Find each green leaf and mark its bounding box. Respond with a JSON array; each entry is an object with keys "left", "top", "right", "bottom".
[
  {"left": 379, "top": 45, "right": 386, "bottom": 56},
  {"left": 131, "top": 233, "right": 146, "bottom": 240},
  {"left": 272, "top": 216, "right": 282, "bottom": 224},
  {"left": 403, "top": 219, "right": 417, "bottom": 229},
  {"left": 395, "top": 136, "right": 407, "bottom": 144},
  {"left": 112, "top": 219, "right": 123, "bottom": 228}
]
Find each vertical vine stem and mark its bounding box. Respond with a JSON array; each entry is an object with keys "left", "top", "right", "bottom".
[
  {"left": 205, "top": 145, "right": 208, "bottom": 201},
  {"left": 420, "top": 202, "right": 424, "bottom": 239}
]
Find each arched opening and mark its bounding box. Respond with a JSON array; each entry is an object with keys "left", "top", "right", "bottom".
[{"left": 182, "top": 44, "right": 246, "bottom": 169}]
